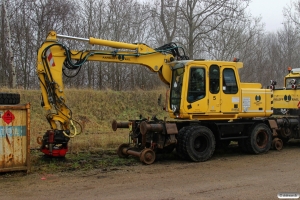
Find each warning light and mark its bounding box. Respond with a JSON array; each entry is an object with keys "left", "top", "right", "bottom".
[
  {"left": 288, "top": 66, "right": 292, "bottom": 73},
  {"left": 233, "top": 58, "right": 240, "bottom": 62}
]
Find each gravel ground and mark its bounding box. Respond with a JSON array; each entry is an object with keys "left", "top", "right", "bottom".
[{"left": 0, "top": 143, "right": 300, "bottom": 200}]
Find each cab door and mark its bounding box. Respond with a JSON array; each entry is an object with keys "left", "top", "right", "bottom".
[
  {"left": 220, "top": 66, "right": 241, "bottom": 113},
  {"left": 208, "top": 65, "right": 221, "bottom": 113},
  {"left": 183, "top": 66, "right": 208, "bottom": 113}
]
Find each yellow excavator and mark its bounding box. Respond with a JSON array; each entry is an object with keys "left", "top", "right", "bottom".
[{"left": 37, "top": 31, "right": 294, "bottom": 164}]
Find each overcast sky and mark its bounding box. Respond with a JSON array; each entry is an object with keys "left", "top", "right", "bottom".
[{"left": 248, "top": 0, "right": 292, "bottom": 32}]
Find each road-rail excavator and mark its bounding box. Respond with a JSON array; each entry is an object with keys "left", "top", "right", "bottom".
[{"left": 37, "top": 31, "right": 300, "bottom": 164}]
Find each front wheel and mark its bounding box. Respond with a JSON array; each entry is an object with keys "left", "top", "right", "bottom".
[
  {"left": 182, "top": 126, "right": 215, "bottom": 162},
  {"left": 176, "top": 127, "right": 189, "bottom": 159}
]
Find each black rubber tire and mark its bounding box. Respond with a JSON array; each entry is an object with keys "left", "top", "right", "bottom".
[
  {"left": 176, "top": 127, "right": 189, "bottom": 159},
  {"left": 182, "top": 126, "right": 215, "bottom": 162},
  {"left": 0, "top": 93, "right": 20, "bottom": 105},
  {"left": 246, "top": 123, "right": 272, "bottom": 154}
]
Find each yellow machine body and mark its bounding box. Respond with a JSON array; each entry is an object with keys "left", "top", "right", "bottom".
[
  {"left": 166, "top": 60, "right": 273, "bottom": 120},
  {"left": 273, "top": 68, "right": 300, "bottom": 111}
]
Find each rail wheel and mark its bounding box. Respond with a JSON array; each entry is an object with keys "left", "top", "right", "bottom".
[
  {"left": 272, "top": 138, "right": 283, "bottom": 151},
  {"left": 140, "top": 148, "right": 156, "bottom": 165},
  {"left": 117, "top": 143, "right": 129, "bottom": 158},
  {"left": 183, "top": 126, "right": 215, "bottom": 162},
  {"left": 246, "top": 123, "right": 272, "bottom": 154}
]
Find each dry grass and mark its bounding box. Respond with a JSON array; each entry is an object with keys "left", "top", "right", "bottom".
[{"left": 1, "top": 88, "right": 169, "bottom": 153}]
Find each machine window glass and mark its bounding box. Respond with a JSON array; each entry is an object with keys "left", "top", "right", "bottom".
[
  {"left": 209, "top": 65, "right": 220, "bottom": 94},
  {"left": 223, "top": 68, "right": 238, "bottom": 94},
  {"left": 285, "top": 78, "right": 300, "bottom": 89},
  {"left": 187, "top": 67, "right": 205, "bottom": 103},
  {"left": 170, "top": 66, "right": 185, "bottom": 113}
]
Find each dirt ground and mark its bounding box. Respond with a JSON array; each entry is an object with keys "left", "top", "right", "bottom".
[{"left": 0, "top": 143, "right": 300, "bottom": 200}]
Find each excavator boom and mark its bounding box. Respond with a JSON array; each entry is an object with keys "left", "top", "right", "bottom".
[{"left": 36, "top": 31, "right": 188, "bottom": 156}]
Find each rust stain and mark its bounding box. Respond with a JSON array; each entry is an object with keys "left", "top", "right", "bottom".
[
  {"left": 6, "top": 154, "right": 13, "bottom": 163},
  {"left": 5, "top": 133, "right": 11, "bottom": 145},
  {"left": 0, "top": 103, "right": 30, "bottom": 172}
]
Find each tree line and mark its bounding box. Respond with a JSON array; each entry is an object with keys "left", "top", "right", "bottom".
[{"left": 1, "top": 0, "right": 300, "bottom": 90}]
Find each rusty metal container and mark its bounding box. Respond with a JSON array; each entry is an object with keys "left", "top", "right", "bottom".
[{"left": 0, "top": 103, "right": 30, "bottom": 172}]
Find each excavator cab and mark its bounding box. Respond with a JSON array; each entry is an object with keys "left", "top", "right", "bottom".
[{"left": 168, "top": 60, "right": 272, "bottom": 120}]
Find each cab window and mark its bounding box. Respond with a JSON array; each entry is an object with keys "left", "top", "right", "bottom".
[
  {"left": 209, "top": 65, "right": 220, "bottom": 94},
  {"left": 223, "top": 68, "right": 238, "bottom": 94},
  {"left": 285, "top": 78, "right": 300, "bottom": 89},
  {"left": 188, "top": 67, "right": 205, "bottom": 102}
]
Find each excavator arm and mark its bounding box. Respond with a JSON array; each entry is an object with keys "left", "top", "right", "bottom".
[{"left": 37, "top": 31, "right": 188, "bottom": 156}]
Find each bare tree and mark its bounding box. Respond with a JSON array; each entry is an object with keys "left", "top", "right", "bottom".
[
  {"left": 152, "top": 0, "right": 180, "bottom": 43},
  {"left": 0, "top": 1, "right": 9, "bottom": 87},
  {"left": 207, "top": 17, "right": 263, "bottom": 61},
  {"left": 3, "top": 0, "right": 294, "bottom": 91},
  {"left": 179, "top": 0, "right": 251, "bottom": 58},
  {"left": 2, "top": 0, "right": 16, "bottom": 88},
  {"left": 283, "top": 0, "right": 300, "bottom": 27}
]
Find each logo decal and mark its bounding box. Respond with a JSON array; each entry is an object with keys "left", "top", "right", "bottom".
[
  {"left": 255, "top": 95, "right": 261, "bottom": 102},
  {"left": 284, "top": 95, "right": 292, "bottom": 102}
]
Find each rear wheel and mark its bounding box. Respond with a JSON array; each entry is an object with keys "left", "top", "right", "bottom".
[
  {"left": 246, "top": 123, "right": 272, "bottom": 154},
  {"left": 182, "top": 126, "right": 215, "bottom": 162},
  {"left": 0, "top": 93, "right": 20, "bottom": 105}
]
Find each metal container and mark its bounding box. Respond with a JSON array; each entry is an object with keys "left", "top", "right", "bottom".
[{"left": 0, "top": 103, "right": 30, "bottom": 172}]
